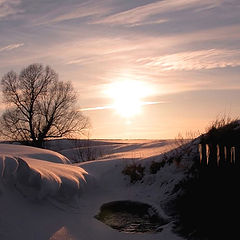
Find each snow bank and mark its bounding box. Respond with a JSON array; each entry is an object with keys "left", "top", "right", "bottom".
[
  {"left": 0, "top": 144, "right": 91, "bottom": 201},
  {"left": 0, "top": 143, "right": 71, "bottom": 164}
]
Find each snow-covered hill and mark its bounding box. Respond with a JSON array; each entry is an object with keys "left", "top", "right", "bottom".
[{"left": 0, "top": 141, "right": 188, "bottom": 240}]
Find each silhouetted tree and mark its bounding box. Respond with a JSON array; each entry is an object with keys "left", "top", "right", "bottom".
[{"left": 0, "top": 63, "right": 89, "bottom": 147}]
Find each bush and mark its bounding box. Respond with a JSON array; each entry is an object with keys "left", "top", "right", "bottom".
[
  {"left": 122, "top": 163, "right": 145, "bottom": 183},
  {"left": 149, "top": 160, "right": 166, "bottom": 174}
]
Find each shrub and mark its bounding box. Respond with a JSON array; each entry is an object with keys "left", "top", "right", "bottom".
[
  {"left": 206, "top": 115, "right": 238, "bottom": 132},
  {"left": 122, "top": 163, "right": 145, "bottom": 183},
  {"left": 149, "top": 160, "right": 166, "bottom": 174}
]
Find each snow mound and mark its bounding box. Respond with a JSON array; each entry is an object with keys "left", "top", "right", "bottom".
[
  {"left": 0, "top": 144, "right": 91, "bottom": 201},
  {"left": 0, "top": 144, "right": 71, "bottom": 164}
]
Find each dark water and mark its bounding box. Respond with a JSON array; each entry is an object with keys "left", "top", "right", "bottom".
[{"left": 95, "top": 200, "right": 168, "bottom": 233}]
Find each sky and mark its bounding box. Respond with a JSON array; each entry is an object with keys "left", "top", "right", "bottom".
[{"left": 0, "top": 0, "right": 240, "bottom": 139}]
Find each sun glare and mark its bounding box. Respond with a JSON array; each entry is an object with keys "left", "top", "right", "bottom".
[{"left": 106, "top": 79, "right": 151, "bottom": 118}]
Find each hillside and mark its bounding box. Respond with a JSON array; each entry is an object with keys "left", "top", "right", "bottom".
[{"left": 0, "top": 140, "right": 188, "bottom": 240}]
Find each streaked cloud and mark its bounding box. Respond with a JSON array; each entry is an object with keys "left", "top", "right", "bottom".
[
  {"left": 137, "top": 49, "right": 240, "bottom": 71},
  {"left": 81, "top": 105, "right": 113, "bottom": 111},
  {"left": 81, "top": 101, "right": 165, "bottom": 112},
  {"left": 0, "top": 0, "right": 21, "bottom": 18},
  {"left": 92, "top": 0, "right": 224, "bottom": 26},
  {"left": 64, "top": 37, "right": 141, "bottom": 65},
  {"left": 52, "top": 2, "right": 108, "bottom": 23},
  {"left": 128, "top": 19, "right": 169, "bottom": 27},
  {"left": 0, "top": 43, "right": 24, "bottom": 52},
  {"left": 31, "top": 1, "right": 110, "bottom": 26}
]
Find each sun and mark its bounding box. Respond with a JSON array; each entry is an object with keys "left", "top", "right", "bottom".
[{"left": 106, "top": 80, "right": 150, "bottom": 118}]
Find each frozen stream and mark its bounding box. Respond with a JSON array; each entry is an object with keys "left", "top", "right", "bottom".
[{"left": 95, "top": 200, "right": 168, "bottom": 233}]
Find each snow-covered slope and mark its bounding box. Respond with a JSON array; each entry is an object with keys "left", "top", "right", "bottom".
[
  {"left": 45, "top": 139, "right": 178, "bottom": 162},
  {"left": 0, "top": 142, "right": 185, "bottom": 240}
]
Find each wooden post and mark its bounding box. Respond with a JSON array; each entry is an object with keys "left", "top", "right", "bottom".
[
  {"left": 208, "top": 144, "right": 218, "bottom": 167},
  {"left": 235, "top": 146, "right": 240, "bottom": 167},
  {"left": 198, "top": 144, "right": 202, "bottom": 165},
  {"left": 231, "top": 147, "right": 235, "bottom": 164},
  {"left": 200, "top": 144, "right": 207, "bottom": 167},
  {"left": 225, "top": 146, "right": 232, "bottom": 165},
  {"left": 218, "top": 144, "right": 225, "bottom": 167}
]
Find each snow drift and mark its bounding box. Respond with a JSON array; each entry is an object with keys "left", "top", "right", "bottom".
[
  {"left": 0, "top": 143, "right": 71, "bottom": 164},
  {"left": 0, "top": 144, "right": 90, "bottom": 201}
]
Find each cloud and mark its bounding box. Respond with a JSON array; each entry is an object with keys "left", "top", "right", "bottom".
[
  {"left": 80, "top": 105, "right": 113, "bottom": 111},
  {"left": 52, "top": 3, "right": 108, "bottom": 23},
  {"left": 0, "top": 43, "right": 24, "bottom": 52},
  {"left": 63, "top": 23, "right": 240, "bottom": 70},
  {"left": 137, "top": 49, "right": 240, "bottom": 71},
  {"left": 128, "top": 18, "right": 169, "bottom": 27},
  {"left": 92, "top": 0, "right": 224, "bottom": 26},
  {"left": 80, "top": 101, "right": 165, "bottom": 112},
  {"left": 31, "top": 1, "right": 110, "bottom": 26},
  {"left": 0, "top": 0, "right": 21, "bottom": 18},
  {"left": 64, "top": 37, "right": 141, "bottom": 65}
]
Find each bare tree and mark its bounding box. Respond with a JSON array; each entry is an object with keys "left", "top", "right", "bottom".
[{"left": 0, "top": 63, "right": 89, "bottom": 147}]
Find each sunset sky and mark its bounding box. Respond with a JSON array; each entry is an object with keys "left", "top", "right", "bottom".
[{"left": 0, "top": 0, "right": 240, "bottom": 139}]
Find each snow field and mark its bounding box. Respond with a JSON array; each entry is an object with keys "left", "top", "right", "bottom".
[{"left": 0, "top": 141, "right": 185, "bottom": 240}]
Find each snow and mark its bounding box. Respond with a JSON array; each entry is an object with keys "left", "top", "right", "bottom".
[
  {"left": 0, "top": 144, "right": 71, "bottom": 164},
  {"left": 0, "top": 141, "right": 186, "bottom": 240},
  {"left": 0, "top": 144, "right": 89, "bottom": 201},
  {"left": 46, "top": 139, "right": 178, "bottom": 162}
]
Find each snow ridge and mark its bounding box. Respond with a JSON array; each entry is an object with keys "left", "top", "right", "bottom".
[{"left": 0, "top": 144, "right": 91, "bottom": 201}]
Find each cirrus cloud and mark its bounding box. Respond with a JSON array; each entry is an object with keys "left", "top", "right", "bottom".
[
  {"left": 0, "top": 43, "right": 24, "bottom": 52},
  {"left": 137, "top": 49, "right": 240, "bottom": 71},
  {"left": 0, "top": 0, "right": 22, "bottom": 18},
  {"left": 92, "top": 0, "right": 225, "bottom": 26}
]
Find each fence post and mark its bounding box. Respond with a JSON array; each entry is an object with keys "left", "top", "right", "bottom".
[
  {"left": 225, "top": 146, "right": 232, "bottom": 165},
  {"left": 218, "top": 144, "right": 225, "bottom": 167},
  {"left": 208, "top": 143, "right": 218, "bottom": 167},
  {"left": 199, "top": 144, "right": 207, "bottom": 167},
  {"left": 198, "top": 143, "right": 240, "bottom": 168},
  {"left": 231, "top": 147, "right": 235, "bottom": 164},
  {"left": 235, "top": 146, "right": 240, "bottom": 167}
]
